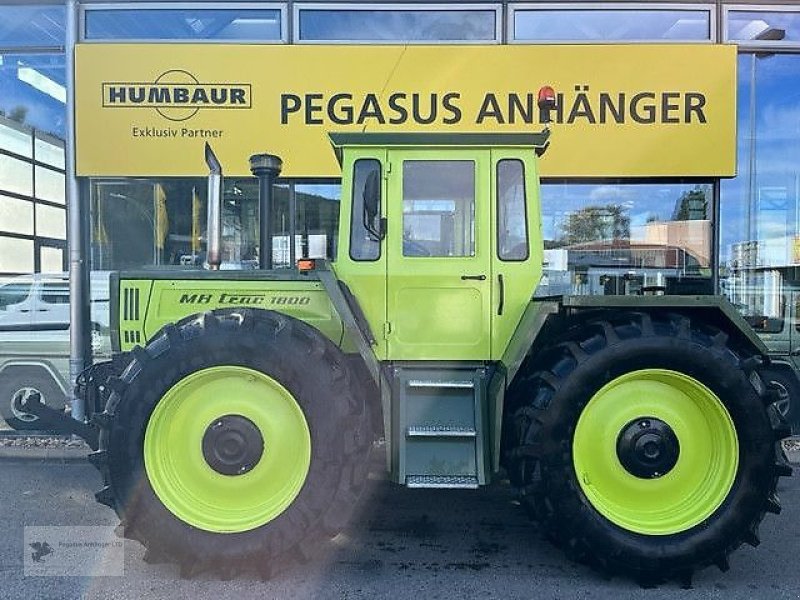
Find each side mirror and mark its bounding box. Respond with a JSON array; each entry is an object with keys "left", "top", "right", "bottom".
[{"left": 362, "top": 169, "right": 384, "bottom": 240}]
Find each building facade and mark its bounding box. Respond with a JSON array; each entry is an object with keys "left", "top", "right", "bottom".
[{"left": 1, "top": 1, "right": 799, "bottom": 327}]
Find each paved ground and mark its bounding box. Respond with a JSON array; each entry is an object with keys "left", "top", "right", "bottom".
[{"left": 1, "top": 452, "right": 799, "bottom": 600}]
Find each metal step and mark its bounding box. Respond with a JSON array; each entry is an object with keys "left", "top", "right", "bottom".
[
  {"left": 406, "top": 475, "right": 479, "bottom": 489},
  {"left": 407, "top": 379, "right": 475, "bottom": 389},
  {"left": 407, "top": 425, "right": 477, "bottom": 437}
]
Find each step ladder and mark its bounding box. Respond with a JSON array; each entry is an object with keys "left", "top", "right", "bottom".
[{"left": 394, "top": 367, "right": 487, "bottom": 489}]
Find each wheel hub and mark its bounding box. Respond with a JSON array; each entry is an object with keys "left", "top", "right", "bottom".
[
  {"left": 616, "top": 417, "right": 680, "bottom": 479},
  {"left": 202, "top": 414, "right": 264, "bottom": 476}
]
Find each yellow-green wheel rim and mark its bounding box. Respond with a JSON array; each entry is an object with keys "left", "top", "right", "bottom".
[
  {"left": 144, "top": 366, "right": 311, "bottom": 533},
  {"left": 572, "top": 369, "right": 738, "bottom": 535}
]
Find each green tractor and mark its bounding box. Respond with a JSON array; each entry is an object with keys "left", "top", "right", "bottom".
[{"left": 22, "top": 91, "right": 791, "bottom": 585}]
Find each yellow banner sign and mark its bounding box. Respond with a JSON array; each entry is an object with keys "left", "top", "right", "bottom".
[{"left": 76, "top": 44, "right": 736, "bottom": 178}]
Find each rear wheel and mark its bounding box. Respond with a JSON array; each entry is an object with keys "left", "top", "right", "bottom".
[
  {"left": 505, "top": 312, "right": 792, "bottom": 585},
  {"left": 89, "top": 309, "right": 372, "bottom": 578}
]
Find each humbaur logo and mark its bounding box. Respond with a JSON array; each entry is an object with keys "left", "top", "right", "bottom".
[{"left": 102, "top": 69, "right": 251, "bottom": 122}]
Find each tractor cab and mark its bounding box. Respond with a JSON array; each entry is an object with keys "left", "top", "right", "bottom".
[{"left": 330, "top": 132, "right": 548, "bottom": 362}]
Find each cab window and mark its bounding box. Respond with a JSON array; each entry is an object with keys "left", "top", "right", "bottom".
[
  {"left": 402, "top": 160, "right": 475, "bottom": 257},
  {"left": 497, "top": 159, "right": 529, "bottom": 261},
  {"left": 349, "top": 159, "right": 382, "bottom": 261}
]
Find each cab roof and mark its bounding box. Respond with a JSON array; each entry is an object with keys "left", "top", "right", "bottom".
[{"left": 328, "top": 131, "right": 550, "bottom": 164}]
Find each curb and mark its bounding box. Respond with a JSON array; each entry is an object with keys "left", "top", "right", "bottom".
[
  {"left": 0, "top": 445, "right": 89, "bottom": 463},
  {"left": 0, "top": 432, "right": 90, "bottom": 463}
]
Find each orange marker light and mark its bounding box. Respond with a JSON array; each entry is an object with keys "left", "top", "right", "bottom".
[
  {"left": 537, "top": 86, "right": 557, "bottom": 111},
  {"left": 297, "top": 259, "right": 316, "bottom": 271}
]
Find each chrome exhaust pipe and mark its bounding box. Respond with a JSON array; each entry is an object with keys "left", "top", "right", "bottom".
[{"left": 205, "top": 143, "right": 222, "bottom": 270}]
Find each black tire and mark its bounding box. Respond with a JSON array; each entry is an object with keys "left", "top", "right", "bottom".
[
  {"left": 89, "top": 308, "right": 373, "bottom": 578},
  {"left": 504, "top": 311, "right": 792, "bottom": 585},
  {"left": 0, "top": 367, "right": 66, "bottom": 431},
  {"left": 762, "top": 365, "right": 800, "bottom": 434}
]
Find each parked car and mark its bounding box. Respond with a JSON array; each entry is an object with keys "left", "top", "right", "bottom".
[
  {"left": 734, "top": 287, "right": 800, "bottom": 433},
  {"left": 0, "top": 273, "right": 110, "bottom": 430}
]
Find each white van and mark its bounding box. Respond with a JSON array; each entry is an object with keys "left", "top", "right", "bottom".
[{"left": 0, "top": 272, "right": 110, "bottom": 430}]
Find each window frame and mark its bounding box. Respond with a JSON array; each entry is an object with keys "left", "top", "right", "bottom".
[
  {"left": 0, "top": 4, "right": 66, "bottom": 51},
  {"left": 349, "top": 158, "right": 382, "bottom": 262},
  {"left": 496, "top": 159, "right": 529, "bottom": 262},
  {"left": 723, "top": 5, "right": 800, "bottom": 50},
  {"left": 508, "top": 3, "right": 716, "bottom": 44},
  {"left": 80, "top": 2, "right": 288, "bottom": 44},
  {"left": 401, "top": 158, "right": 477, "bottom": 259},
  {"left": 294, "top": 2, "right": 502, "bottom": 45}
]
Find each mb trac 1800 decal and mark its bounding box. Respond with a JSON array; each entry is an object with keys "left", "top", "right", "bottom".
[{"left": 178, "top": 293, "right": 311, "bottom": 306}]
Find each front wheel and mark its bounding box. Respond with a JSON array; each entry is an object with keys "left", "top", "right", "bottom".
[
  {"left": 505, "top": 312, "right": 791, "bottom": 585},
  {"left": 90, "top": 309, "right": 372, "bottom": 578}
]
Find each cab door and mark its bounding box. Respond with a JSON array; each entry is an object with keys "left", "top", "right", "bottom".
[
  {"left": 385, "top": 150, "right": 491, "bottom": 360},
  {"left": 490, "top": 150, "right": 543, "bottom": 358}
]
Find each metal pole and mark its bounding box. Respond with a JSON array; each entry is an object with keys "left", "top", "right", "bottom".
[
  {"left": 289, "top": 184, "right": 297, "bottom": 268},
  {"left": 711, "top": 180, "right": 721, "bottom": 294},
  {"left": 66, "top": 0, "right": 88, "bottom": 422},
  {"left": 249, "top": 154, "right": 283, "bottom": 270}
]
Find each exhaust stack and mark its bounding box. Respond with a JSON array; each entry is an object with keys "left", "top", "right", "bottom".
[
  {"left": 249, "top": 153, "right": 283, "bottom": 270},
  {"left": 205, "top": 143, "right": 222, "bottom": 270}
]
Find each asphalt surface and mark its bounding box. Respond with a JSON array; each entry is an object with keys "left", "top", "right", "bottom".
[{"left": 1, "top": 452, "right": 799, "bottom": 600}]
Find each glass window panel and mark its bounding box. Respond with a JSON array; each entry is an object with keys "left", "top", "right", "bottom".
[
  {"left": 0, "top": 195, "right": 33, "bottom": 236},
  {"left": 35, "top": 135, "right": 65, "bottom": 169},
  {"left": 0, "top": 236, "right": 33, "bottom": 273},
  {"left": 84, "top": 9, "right": 282, "bottom": 41},
  {"left": 720, "top": 54, "right": 800, "bottom": 318},
  {"left": 0, "top": 5, "right": 65, "bottom": 47},
  {"left": 403, "top": 161, "right": 475, "bottom": 257},
  {"left": 0, "top": 119, "right": 32, "bottom": 157},
  {"left": 497, "top": 160, "right": 529, "bottom": 261},
  {"left": 40, "top": 280, "right": 69, "bottom": 305},
  {"left": 514, "top": 9, "right": 710, "bottom": 41},
  {"left": 40, "top": 246, "right": 64, "bottom": 274},
  {"left": 92, "top": 180, "right": 162, "bottom": 271},
  {"left": 0, "top": 280, "right": 32, "bottom": 309},
  {"left": 35, "top": 203, "right": 65, "bottom": 240},
  {"left": 727, "top": 11, "right": 800, "bottom": 43},
  {"left": 0, "top": 53, "right": 67, "bottom": 139},
  {"left": 299, "top": 9, "right": 496, "bottom": 42},
  {"left": 0, "top": 154, "right": 32, "bottom": 196},
  {"left": 90, "top": 177, "right": 341, "bottom": 271},
  {"left": 350, "top": 160, "right": 381, "bottom": 261},
  {"left": 295, "top": 182, "right": 341, "bottom": 261},
  {"left": 35, "top": 165, "right": 65, "bottom": 204},
  {"left": 91, "top": 177, "right": 261, "bottom": 270},
  {"left": 540, "top": 181, "right": 712, "bottom": 296},
  {"left": 268, "top": 183, "right": 292, "bottom": 268}
]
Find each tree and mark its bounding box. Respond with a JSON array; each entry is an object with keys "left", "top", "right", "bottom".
[
  {"left": 8, "top": 106, "right": 28, "bottom": 124},
  {"left": 560, "top": 204, "right": 630, "bottom": 245},
  {"left": 672, "top": 188, "right": 708, "bottom": 221}
]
